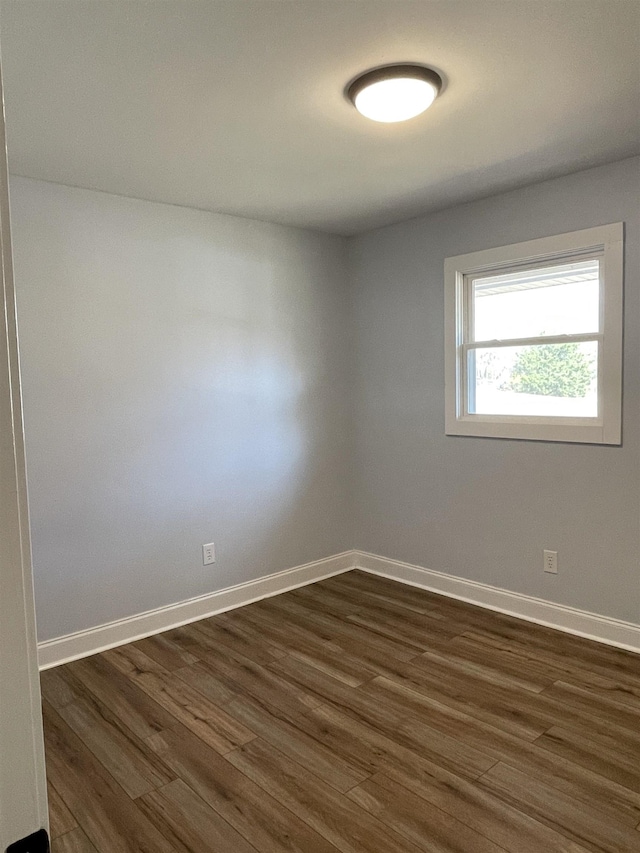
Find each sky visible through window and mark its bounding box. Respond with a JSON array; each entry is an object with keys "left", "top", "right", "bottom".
[{"left": 470, "top": 259, "right": 599, "bottom": 417}]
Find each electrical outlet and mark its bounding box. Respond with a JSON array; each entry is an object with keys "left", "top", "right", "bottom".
[
  {"left": 202, "top": 542, "right": 215, "bottom": 565},
  {"left": 543, "top": 550, "right": 558, "bottom": 574}
]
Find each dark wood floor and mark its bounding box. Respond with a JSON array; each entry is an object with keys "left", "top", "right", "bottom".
[{"left": 41, "top": 570, "right": 640, "bottom": 853}]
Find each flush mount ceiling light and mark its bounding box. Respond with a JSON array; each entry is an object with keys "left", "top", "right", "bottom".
[{"left": 347, "top": 64, "right": 443, "bottom": 123}]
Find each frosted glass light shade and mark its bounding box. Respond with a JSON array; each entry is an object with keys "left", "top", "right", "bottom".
[{"left": 347, "top": 65, "right": 442, "bottom": 123}]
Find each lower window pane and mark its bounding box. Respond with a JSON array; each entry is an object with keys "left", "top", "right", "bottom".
[{"left": 469, "top": 342, "right": 598, "bottom": 417}]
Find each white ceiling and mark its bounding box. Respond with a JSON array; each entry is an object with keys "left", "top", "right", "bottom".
[{"left": 1, "top": 1, "right": 639, "bottom": 235}]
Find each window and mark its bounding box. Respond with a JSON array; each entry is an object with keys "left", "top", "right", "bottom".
[{"left": 445, "top": 224, "right": 623, "bottom": 444}]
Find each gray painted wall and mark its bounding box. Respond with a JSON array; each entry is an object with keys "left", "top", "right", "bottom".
[
  {"left": 10, "top": 178, "right": 352, "bottom": 641},
  {"left": 350, "top": 157, "right": 640, "bottom": 624},
  {"left": 10, "top": 158, "right": 640, "bottom": 643}
]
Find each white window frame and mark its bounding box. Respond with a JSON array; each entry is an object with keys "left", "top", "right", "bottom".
[{"left": 444, "top": 223, "right": 623, "bottom": 445}]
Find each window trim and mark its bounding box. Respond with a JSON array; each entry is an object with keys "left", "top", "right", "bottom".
[{"left": 444, "top": 224, "right": 623, "bottom": 444}]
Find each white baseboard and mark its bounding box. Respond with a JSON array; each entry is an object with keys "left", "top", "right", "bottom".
[
  {"left": 39, "top": 548, "right": 640, "bottom": 670},
  {"left": 38, "top": 551, "right": 356, "bottom": 670},
  {"left": 354, "top": 550, "right": 640, "bottom": 655}
]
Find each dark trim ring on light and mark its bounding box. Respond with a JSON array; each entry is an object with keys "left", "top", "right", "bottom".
[{"left": 346, "top": 64, "right": 443, "bottom": 123}]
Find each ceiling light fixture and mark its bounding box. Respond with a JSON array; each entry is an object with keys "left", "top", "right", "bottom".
[{"left": 347, "top": 64, "right": 443, "bottom": 123}]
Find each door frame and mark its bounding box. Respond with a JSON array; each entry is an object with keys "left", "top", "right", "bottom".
[{"left": 0, "top": 38, "right": 49, "bottom": 849}]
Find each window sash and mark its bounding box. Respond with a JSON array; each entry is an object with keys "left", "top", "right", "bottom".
[
  {"left": 463, "top": 337, "right": 603, "bottom": 422},
  {"left": 463, "top": 332, "right": 601, "bottom": 350},
  {"left": 463, "top": 253, "right": 603, "bottom": 346},
  {"left": 459, "top": 254, "right": 605, "bottom": 422}
]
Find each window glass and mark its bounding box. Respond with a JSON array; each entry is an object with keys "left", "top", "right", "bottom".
[
  {"left": 472, "top": 259, "right": 600, "bottom": 342},
  {"left": 468, "top": 341, "right": 598, "bottom": 417}
]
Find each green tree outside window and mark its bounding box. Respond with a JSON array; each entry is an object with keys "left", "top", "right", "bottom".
[{"left": 506, "top": 342, "right": 593, "bottom": 398}]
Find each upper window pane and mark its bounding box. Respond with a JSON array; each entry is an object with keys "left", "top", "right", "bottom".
[{"left": 472, "top": 258, "right": 600, "bottom": 342}]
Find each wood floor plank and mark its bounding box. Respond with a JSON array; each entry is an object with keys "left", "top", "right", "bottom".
[
  {"left": 56, "top": 693, "right": 174, "bottom": 798},
  {"left": 267, "top": 653, "right": 420, "bottom": 730},
  {"left": 345, "top": 609, "right": 461, "bottom": 651},
  {"left": 365, "top": 673, "right": 640, "bottom": 822},
  {"left": 137, "top": 778, "right": 258, "bottom": 853},
  {"left": 146, "top": 723, "right": 341, "bottom": 853},
  {"left": 304, "top": 703, "right": 625, "bottom": 850},
  {"left": 383, "top": 654, "right": 640, "bottom": 765},
  {"left": 349, "top": 590, "right": 450, "bottom": 624},
  {"left": 326, "top": 573, "right": 513, "bottom": 634},
  {"left": 469, "top": 622, "right": 640, "bottom": 688},
  {"left": 103, "top": 643, "right": 167, "bottom": 677},
  {"left": 321, "top": 571, "right": 442, "bottom": 613},
  {"left": 132, "top": 633, "right": 200, "bottom": 671},
  {"left": 321, "top": 576, "right": 460, "bottom": 638},
  {"left": 414, "top": 641, "right": 549, "bottom": 694},
  {"left": 394, "top": 703, "right": 640, "bottom": 829},
  {"left": 229, "top": 605, "right": 359, "bottom": 665},
  {"left": 440, "top": 631, "right": 562, "bottom": 690},
  {"left": 192, "top": 616, "right": 288, "bottom": 664},
  {"left": 369, "top": 768, "right": 592, "bottom": 853},
  {"left": 347, "top": 773, "right": 508, "bottom": 853},
  {"left": 295, "top": 700, "right": 594, "bottom": 852},
  {"left": 172, "top": 659, "right": 240, "bottom": 707},
  {"left": 232, "top": 600, "right": 343, "bottom": 656},
  {"left": 453, "top": 629, "right": 573, "bottom": 679},
  {"left": 48, "top": 781, "right": 78, "bottom": 839},
  {"left": 291, "top": 696, "right": 587, "bottom": 853},
  {"left": 528, "top": 630, "right": 640, "bottom": 685},
  {"left": 233, "top": 605, "right": 382, "bottom": 687},
  {"left": 307, "top": 575, "right": 438, "bottom": 617},
  {"left": 40, "top": 667, "right": 78, "bottom": 709},
  {"left": 222, "top": 629, "right": 640, "bottom": 773},
  {"left": 43, "top": 702, "right": 174, "bottom": 853},
  {"left": 289, "top": 635, "right": 640, "bottom": 829},
  {"left": 261, "top": 593, "right": 421, "bottom": 662},
  {"left": 65, "top": 654, "right": 178, "bottom": 740},
  {"left": 268, "top": 656, "right": 498, "bottom": 780},
  {"left": 308, "top": 698, "right": 496, "bottom": 784},
  {"left": 288, "top": 582, "right": 367, "bottom": 619},
  {"left": 287, "top": 647, "right": 380, "bottom": 689},
  {"left": 558, "top": 668, "right": 640, "bottom": 712},
  {"left": 117, "top": 662, "right": 256, "bottom": 755},
  {"left": 188, "top": 646, "right": 324, "bottom": 717},
  {"left": 212, "top": 611, "right": 290, "bottom": 660},
  {"left": 535, "top": 725, "right": 640, "bottom": 793},
  {"left": 460, "top": 636, "right": 640, "bottom": 759},
  {"left": 542, "top": 679, "right": 640, "bottom": 736},
  {"left": 478, "top": 760, "right": 640, "bottom": 853},
  {"left": 407, "top": 652, "right": 640, "bottom": 749},
  {"left": 367, "top": 666, "right": 550, "bottom": 741},
  {"left": 51, "top": 828, "right": 99, "bottom": 853},
  {"left": 226, "top": 737, "right": 426, "bottom": 853},
  {"left": 409, "top": 659, "right": 547, "bottom": 728},
  {"left": 224, "top": 695, "right": 370, "bottom": 793},
  {"left": 161, "top": 623, "right": 230, "bottom": 661},
  {"left": 379, "top": 646, "right": 640, "bottom": 756}
]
